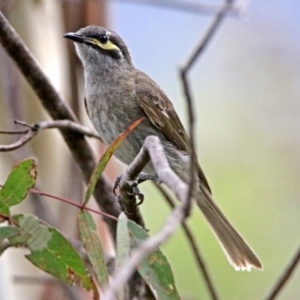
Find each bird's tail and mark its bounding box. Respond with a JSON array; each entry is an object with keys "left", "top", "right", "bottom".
[{"left": 196, "top": 185, "right": 262, "bottom": 271}]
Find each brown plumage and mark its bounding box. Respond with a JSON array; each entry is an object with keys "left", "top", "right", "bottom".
[{"left": 65, "top": 25, "right": 262, "bottom": 271}]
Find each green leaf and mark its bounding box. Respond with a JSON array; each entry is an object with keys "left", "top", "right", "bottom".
[
  {"left": 78, "top": 210, "right": 109, "bottom": 288},
  {"left": 0, "top": 159, "right": 37, "bottom": 216},
  {"left": 83, "top": 117, "right": 144, "bottom": 206},
  {"left": 11, "top": 214, "right": 99, "bottom": 299},
  {"left": 0, "top": 226, "right": 21, "bottom": 240},
  {"left": 116, "top": 213, "right": 130, "bottom": 268},
  {"left": 128, "top": 220, "right": 180, "bottom": 300},
  {"left": 115, "top": 213, "right": 131, "bottom": 300}
]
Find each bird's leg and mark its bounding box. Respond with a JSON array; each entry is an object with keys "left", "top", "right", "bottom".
[{"left": 113, "top": 174, "right": 144, "bottom": 209}]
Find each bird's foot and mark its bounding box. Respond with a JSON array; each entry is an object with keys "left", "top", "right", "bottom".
[{"left": 127, "top": 181, "right": 144, "bottom": 206}]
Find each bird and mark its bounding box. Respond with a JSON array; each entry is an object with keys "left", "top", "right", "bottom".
[{"left": 64, "top": 26, "right": 262, "bottom": 271}]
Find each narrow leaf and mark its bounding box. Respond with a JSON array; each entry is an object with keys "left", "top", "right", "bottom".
[
  {"left": 83, "top": 117, "right": 144, "bottom": 206},
  {"left": 11, "top": 214, "right": 99, "bottom": 300},
  {"left": 116, "top": 213, "right": 131, "bottom": 300},
  {"left": 128, "top": 220, "right": 180, "bottom": 300},
  {"left": 116, "top": 213, "right": 130, "bottom": 268},
  {"left": 78, "top": 210, "right": 109, "bottom": 288},
  {"left": 0, "top": 159, "right": 37, "bottom": 216}
]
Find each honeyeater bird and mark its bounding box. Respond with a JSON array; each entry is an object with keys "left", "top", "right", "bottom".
[{"left": 64, "top": 26, "right": 262, "bottom": 271}]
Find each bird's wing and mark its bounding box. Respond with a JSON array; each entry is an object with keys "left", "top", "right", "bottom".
[{"left": 135, "top": 70, "right": 211, "bottom": 193}]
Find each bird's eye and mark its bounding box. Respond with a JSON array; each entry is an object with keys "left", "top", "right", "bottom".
[{"left": 98, "top": 34, "right": 108, "bottom": 44}]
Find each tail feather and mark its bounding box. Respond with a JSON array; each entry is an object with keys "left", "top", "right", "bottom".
[{"left": 197, "top": 185, "right": 262, "bottom": 271}]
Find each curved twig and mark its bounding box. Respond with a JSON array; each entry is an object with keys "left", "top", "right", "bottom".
[
  {"left": 264, "top": 245, "right": 300, "bottom": 300},
  {"left": 104, "top": 135, "right": 193, "bottom": 300},
  {"left": 0, "top": 120, "right": 101, "bottom": 152}
]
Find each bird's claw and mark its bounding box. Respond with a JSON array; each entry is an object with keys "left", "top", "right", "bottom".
[
  {"left": 113, "top": 174, "right": 123, "bottom": 195},
  {"left": 127, "top": 182, "right": 144, "bottom": 206}
]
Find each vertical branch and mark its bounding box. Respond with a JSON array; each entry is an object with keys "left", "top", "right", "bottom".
[
  {"left": 264, "top": 245, "right": 300, "bottom": 300},
  {"left": 180, "top": 0, "right": 235, "bottom": 210},
  {"left": 179, "top": 0, "right": 235, "bottom": 298}
]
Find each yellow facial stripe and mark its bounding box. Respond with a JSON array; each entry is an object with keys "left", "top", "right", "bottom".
[{"left": 89, "top": 38, "right": 120, "bottom": 51}]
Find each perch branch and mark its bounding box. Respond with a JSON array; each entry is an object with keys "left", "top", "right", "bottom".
[{"left": 104, "top": 135, "right": 193, "bottom": 300}]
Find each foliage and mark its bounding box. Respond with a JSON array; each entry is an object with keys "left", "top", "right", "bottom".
[{"left": 0, "top": 123, "right": 180, "bottom": 300}]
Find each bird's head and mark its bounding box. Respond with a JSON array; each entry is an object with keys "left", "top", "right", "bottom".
[{"left": 64, "top": 26, "right": 132, "bottom": 69}]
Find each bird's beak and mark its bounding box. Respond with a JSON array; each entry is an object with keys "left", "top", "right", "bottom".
[{"left": 63, "top": 32, "right": 85, "bottom": 43}]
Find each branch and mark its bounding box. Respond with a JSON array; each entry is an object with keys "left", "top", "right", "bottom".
[
  {"left": 177, "top": 0, "right": 235, "bottom": 297},
  {"left": 117, "top": 144, "right": 151, "bottom": 228},
  {"left": 104, "top": 135, "right": 193, "bottom": 299},
  {"left": 181, "top": 0, "right": 235, "bottom": 72},
  {"left": 0, "top": 120, "right": 101, "bottom": 152},
  {"left": 111, "top": 0, "right": 245, "bottom": 16},
  {"left": 156, "top": 184, "right": 219, "bottom": 300},
  {"left": 0, "top": 11, "right": 120, "bottom": 236},
  {"left": 179, "top": 0, "right": 236, "bottom": 233},
  {"left": 264, "top": 245, "right": 300, "bottom": 300}
]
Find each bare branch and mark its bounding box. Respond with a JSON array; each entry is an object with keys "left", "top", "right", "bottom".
[
  {"left": 0, "top": 129, "right": 29, "bottom": 134},
  {"left": 33, "top": 120, "right": 101, "bottom": 139},
  {"left": 181, "top": 0, "right": 235, "bottom": 72},
  {"left": 104, "top": 135, "right": 193, "bottom": 299},
  {"left": 264, "top": 245, "right": 300, "bottom": 300},
  {"left": 0, "top": 11, "right": 120, "bottom": 236},
  {"left": 0, "top": 120, "right": 102, "bottom": 152},
  {"left": 111, "top": 0, "right": 243, "bottom": 17},
  {"left": 180, "top": 0, "right": 235, "bottom": 200},
  {"left": 177, "top": 0, "right": 235, "bottom": 297},
  {"left": 156, "top": 184, "right": 219, "bottom": 300},
  {"left": 0, "top": 131, "right": 36, "bottom": 151}
]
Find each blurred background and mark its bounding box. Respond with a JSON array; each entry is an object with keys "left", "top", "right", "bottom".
[{"left": 0, "top": 0, "right": 299, "bottom": 299}]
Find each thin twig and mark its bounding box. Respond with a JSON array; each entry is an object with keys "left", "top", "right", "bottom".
[
  {"left": 179, "top": 0, "right": 237, "bottom": 218},
  {"left": 177, "top": 0, "right": 235, "bottom": 297},
  {"left": 111, "top": 0, "right": 242, "bottom": 16},
  {"left": 0, "top": 129, "right": 29, "bottom": 134},
  {"left": 104, "top": 135, "right": 193, "bottom": 299},
  {"left": 181, "top": 0, "right": 235, "bottom": 72},
  {"left": 0, "top": 132, "right": 36, "bottom": 151},
  {"left": 29, "top": 187, "right": 118, "bottom": 221},
  {"left": 156, "top": 184, "right": 219, "bottom": 300},
  {"left": 180, "top": 0, "right": 235, "bottom": 230},
  {"left": 0, "top": 120, "right": 101, "bottom": 152},
  {"left": 264, "top": 245, "right": 300, "bottom": 300},
  {"left": 0, "top": 183, "right": 117, "bottom": 221}
]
